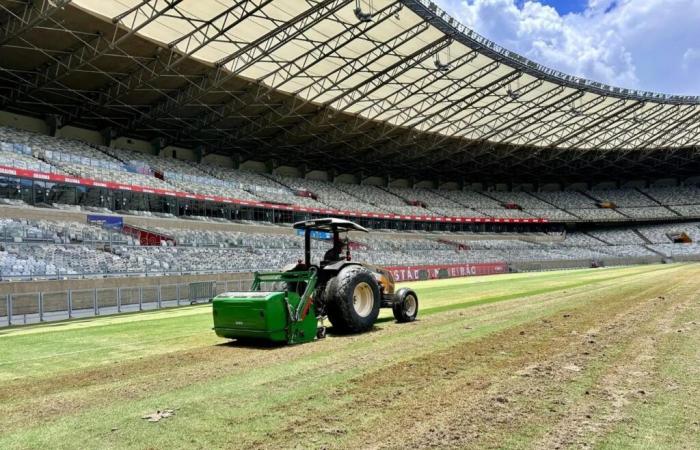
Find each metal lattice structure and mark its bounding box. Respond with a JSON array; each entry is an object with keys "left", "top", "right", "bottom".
[{"left": 0, "top": 0, "right": 698, "bottom": 182}]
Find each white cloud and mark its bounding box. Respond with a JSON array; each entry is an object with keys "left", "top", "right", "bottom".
[
  {"left": 683, "top": 48, "right": 700, "bottom": 70},
  {"left": 434, "top": 0, "right": 700, "bottom": 95}
]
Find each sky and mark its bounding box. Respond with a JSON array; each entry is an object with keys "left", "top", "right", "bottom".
[{"left": 433, "top": 0, "right": 700, "bottom": 96}]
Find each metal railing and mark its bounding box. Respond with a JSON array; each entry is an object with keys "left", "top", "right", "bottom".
[
  {"left": 0, "top": 277, "right": 254, "bottom": 328},
  {"left": 0, "top": 266, "right": 264, "bottom": 282}
]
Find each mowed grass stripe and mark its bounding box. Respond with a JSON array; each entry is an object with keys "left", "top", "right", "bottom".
[{"left": 0, "top": 265, "right": 667, "bottom": 378}]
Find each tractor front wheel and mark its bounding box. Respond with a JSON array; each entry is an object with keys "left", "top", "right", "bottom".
[
  {"left": 326, "top": 266, "right": 381, "bottom": 333},
  {"left": 392, "top": 288, "right": 419, "bottom": 323}
]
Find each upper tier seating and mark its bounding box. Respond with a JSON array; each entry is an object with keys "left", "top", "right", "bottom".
[
  {"left": 617, "top": 207, "right": 678, "bottom": 219},
  {"left": 271, "top": 175, "right": 382, "bottom": 212},
  {"left": 1, "top": 126, "right": 700, "bottom": 223},
  {"left": 532, "top": 190, "right": 597, "bottom": 209},
  {"left": 667, "top": 205, "right": 700, "bottom": 217},
  {"left": 484, "top": 191, "right": 553, "bottom": 209},
  {"left": 434, "top": 190, "right": 503, "bottom": 209},
  {"left": 588, "top": 228, "right": 646, "bottom": 245},
  {"left": 570, "top": 208, "right": 627, "bottom": 220},
  {"left": 0, "top": 150, "right": 62, "bottom": 174},
  {"left": 55, "top": 162, "right": 174, "bottom": 190},
  {"left": 635, "top": 223, "right": 700, "bottom": 243},
  {"left": 643, "top": 187, "right": 700, "bottom": 205},
  {"left": 586, "top": 188, "right": 658, "bottom": 207}
]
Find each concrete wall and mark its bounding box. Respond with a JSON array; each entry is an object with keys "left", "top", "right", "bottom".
[
  {"left": 415, "top": 180, "right": 436, "bottom": 189},
  {"left": 389, "top": 178, "right": 410, "bottom": 188},
  {"left": 306, "top": 170, "right": 328, "bottom": 181},
  {"left": 275, "top": 165, "right": 301, "bottom": 178},
  {"left": 362, "top": 176, "right": 385, "bottom": 186},
  {"left": 0, "top": 110, "right": 50, "bottom": 134},
  {"left": 335, "top": 173, "right": 358, "bottom": 184},
  {"left": 160, "top": 145, "right": 196, "bottom": 161},
  {"left": 202, "top": 153, "right": 233, "bottom": 168},
  {"left": 56, "top": 125, "right": 103, "bottom": 144},
  {"left": 240, "top": 160, "right": 266, "bottom": 172},
  {"left": 439, "top": 181, "right": 459, "bottom": 190},
  {"left": 621, "top": 180, "right": 647, "bottom": 188},
  {"left": 110, "top": 136, "right": 154, "bottom": 154}
]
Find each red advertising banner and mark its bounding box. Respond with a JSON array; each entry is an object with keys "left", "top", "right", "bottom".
[
  {"left": 387, "top": 262, "right": 508, "bottom": 282},
  {"left": 0, "top": 165, "right": 549, "bottom": 224}
]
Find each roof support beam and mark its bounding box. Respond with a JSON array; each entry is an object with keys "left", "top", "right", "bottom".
[
  {"left": 557, "top": 101, "right": 646, "bottom": 148},
  {"left": 0, "top": 0, "right": 71, "bottom": 47},
  {"left": 3, "top": 0, "right": 184, "bottom": 109},
  {"left": 587, "top": 102, "right": 669, "bottom": 150},
  {"left": 285, "top": 49, "right": 484, "bottom": 157},
  {"left": 344, "top": 59, "right": 504, "bottom": 151},
  {"left": 565, "top": 102, "right": 657, "bottom": 149},
  {"left": 309, "top": 49, "right": 481, "bottom": 147},
  {"left": 480, "top": 90, "right": 585, "bottom": 143},
  {"left": 221, "top": 29, "right": 447, "bottom": 150},
  {"left": 120, "top": 0, "right": 354, "bottom": 137},
  {"left": 163, "top": 1, "right": 403, "bottom": 147},
  {"left": 455, "top": 80, "right": 552, "bottom": 139},
  {"left": 517, "top": 95, "right": 608, "bottom": 147},
  {"left": 638, "top": 106, "right": 700, "bottom": 149},
  {"left": 413, "top": 80, "right": 561, "bottom": 163},
  {"left": 96, "top": 0, "right": 269, "bottom": 109},
  {"left": 372, "top": 70, "right": 523, "bottom": 158},
  {"left": 399, "top": 77, "right": 550, "bottom": 160},
  {"left": 624, "top": 105, "right": 694, "bottom": 149},
  {"left": 657, "top": 114, "right": 700, "bottom": 148}
]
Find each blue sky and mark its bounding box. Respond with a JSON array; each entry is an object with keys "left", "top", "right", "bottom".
[
  {"left": 433, "top": 0, "right": 700, "bottom": 96},
  {"left": 523, "top": 0, "right": 588, "bottom": 14}
]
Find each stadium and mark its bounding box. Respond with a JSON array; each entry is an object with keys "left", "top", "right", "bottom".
[{"left": 0, "top": 0, "right": 698, "bottom": 448}]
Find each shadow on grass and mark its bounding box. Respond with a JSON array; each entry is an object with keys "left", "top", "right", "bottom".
[{"left": 215, "top": 338, "right": 287, "bottom": 349}]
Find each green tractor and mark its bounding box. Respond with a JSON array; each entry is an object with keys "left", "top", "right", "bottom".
[{"left": 212, "top": 218, "right": 419, "bottom": 344}]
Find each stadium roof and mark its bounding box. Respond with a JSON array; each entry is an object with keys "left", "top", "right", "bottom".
[{"left": 0, "top": 0, "right": 699, "bottom": 182}]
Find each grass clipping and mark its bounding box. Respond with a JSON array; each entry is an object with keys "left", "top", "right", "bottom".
[{"left": 141, "top": 409, "right": 176, "bottom": 422}]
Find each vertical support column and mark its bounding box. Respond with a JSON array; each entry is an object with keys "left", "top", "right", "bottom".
[
  {"left": 157, "top": 285, "right": 162, "bottom": 309},
  {"left": 39, "top": 292, "right": 44, "bottom": 322},
  {"left": 139, "top": 287, "right": 143, "bottom": 311},
  {"left": 176, "top": 284, "right": 180, "bottom": 306},
  {"left": 117, "top": 287, "right": 122, "bottom": 313},
  {"left": 93, "top": 289, "right": 98, "bottom": 316},
  {"left": 7, "top": 294, "right": 12, "bottom": 326},
  {"left": 67, "top": 289, "right": 73, "bottom": 319}
]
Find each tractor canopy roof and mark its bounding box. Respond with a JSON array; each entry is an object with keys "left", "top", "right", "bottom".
[{"left": 293, "top": 218, "right": 369, "bottom": 233}]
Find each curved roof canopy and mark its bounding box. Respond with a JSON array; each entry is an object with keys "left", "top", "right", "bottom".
[{"left": 0, "top": 0, "right": 698, "bottom": 181}]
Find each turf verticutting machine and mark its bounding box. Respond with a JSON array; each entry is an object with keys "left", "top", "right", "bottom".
[{"left": 212, "top": 218, "right": 419, "bottom": 344}]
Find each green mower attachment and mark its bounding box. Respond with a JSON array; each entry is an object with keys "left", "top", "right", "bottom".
[{"left": 212, "top": 270, "right": 320, "bottom": 345}]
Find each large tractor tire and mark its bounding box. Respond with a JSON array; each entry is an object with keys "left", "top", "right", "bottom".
[
  {"left": 326, "top": 265, "right": 381, "bottom": 333},
  {"left": 392, "top": 288, "right": 419, "bottom": 323}
]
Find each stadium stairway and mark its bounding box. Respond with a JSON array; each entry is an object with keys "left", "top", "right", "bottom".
[
  {"left": 579, "top": 191, "right": 632, "bottom": 219},
  {"left": 644, "top": 244, "right": 671, "bottom": 258},
  {"left": 583, "top": 232, "right": 611, "bottom": 245},
  {"left": 636, "top": 188, "right": 681, "bottom": 217},
  {"left": 632, "top": 228, "right": 654, "bottom": 245},
  {"left": 528, "top": 191, "right": 583, "bottom": 220}
]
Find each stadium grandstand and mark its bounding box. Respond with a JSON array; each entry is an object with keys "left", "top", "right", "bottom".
[{"left": 1, "top": 0, "right": 699, "bottom": 323}]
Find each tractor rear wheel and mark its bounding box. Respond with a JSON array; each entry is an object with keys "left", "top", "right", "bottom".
[{"left": 326, "top": 265, "right": 381, "bottom": 333}]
